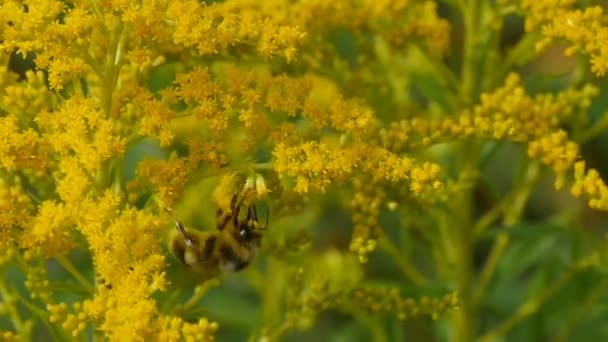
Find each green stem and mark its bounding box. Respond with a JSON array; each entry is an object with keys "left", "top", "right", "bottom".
[
  {"left": 12, "top": 291, "right": 64, "bottom": 341},
  {"left": 160, "top": 289, "right": 182, "bottom": 314},
  {"left": 473, "top": 162, "right": 540, "bottom": 308},
  {"left": 460, "top": 0, "right": 482, "bottom": 104},
  {"left": 426, "top": 51, "right": 460, "bottom": 94},
  {"left": 0, "top": 280, "right": 33, "bottom": 340},
  {"left": 493, "top": 32, "right": 540, "bottom": 87},
  {"left": 259, "top": 259, "right": 284, "bottom": 331},
  {"left": 478, "top": 256, "right": 591, "bottom": 342},
  {"left": 263, "top": 321, "right": 291, "bottom": 341},
  {"left": 472, "top": 194, "right": 507, "bottom": 237},
  {"left": 554, "top": 278, "right": 607, "bottom": 342},
  {"left": 451, "top": 162, "right": 478, "bottom": 342},
  {"left": 172, "top": 279, "right": 220, "bottom": 315},
  {"left": 342, "top": 306, "right": 388, "bottom": 342},
  {"left": 86, "top": 0, "right": 105, "bottom": 22},
  {"left": 111, "top": 157, "right": 124, "bottom": 195},
  {"left": 450, "top": 9, "right": 486, "bottom": 338},
  {"left": 577, "top": 111, "right": 608, "bottom": 144},
  {"left": 379, "top": 237, "right": 427, "bottom": 287},
  {"left": 101, "top": 19, "right": 127, "bottom": 117},
  {"left": 81, "top": 50, "right": 104, "bottom": 77},
  {"left": 56, "top": 255, "right": 94, "bottom": 292}
]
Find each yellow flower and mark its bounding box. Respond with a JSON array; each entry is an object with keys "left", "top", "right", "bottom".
[
  {"left": 519, "top": 1, "right": 608, "bottom": 76},
  {"left": 36, "top": 97, "right": 125, "bottom": 174},
  {"left": 0, "top": 177, "right": 34, "bottom": 248},
  {"left": 272, "top": 141, "right": 359, "bottom": 193},
  {"left": 19, "top": 200, "right": 75, "bottom": 258},
  {"left": 212, "top": 172, "right": 239, "bottom": 212},
  {"left": 570, "top": 161, "right": 608, "bottom": 210},
  {"left": 0, "top": 116, "right": 48, "bottom": 172},
  {"left": 166, "top": 1, "right": 305, "bottom": 60},
  {"left": 134, "top": 157, "right": 193, "bottom": 207}
]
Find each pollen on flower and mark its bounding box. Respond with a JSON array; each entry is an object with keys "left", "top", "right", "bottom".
[{"left": 212, "top": 172, "right": 239, "bottom": 211}]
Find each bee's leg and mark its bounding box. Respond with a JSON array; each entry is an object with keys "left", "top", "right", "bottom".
[
  {"left": 263, "top": 205, "right": 270, "bottom": 230},
  {"left": 250, "top": 204, "right": 258, "bottom": 221},
  {"left": 246, "top": 204, "right": 254, "bottom": 221},
  {"left": 229, "top": 192, "right": 238, "bottom": 211},
  {"left": 232, "top": 192, "right": 247, "bottom": 228},
  {"left": 217, "top": 193, "right": 241, "bottom": 231},
  {"left": 250, "top": 204, "right": 269, "bottom": 230},
  {"left": 216, "top": 207, "right": 229, "bottom": 231},
  {"left": 247, "top": 204, "right": 259, "bottom": 228}
]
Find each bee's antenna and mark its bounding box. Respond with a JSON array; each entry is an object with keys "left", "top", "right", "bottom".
[{"left": 165, "top": 208, "right": 193, "bottom": 247}]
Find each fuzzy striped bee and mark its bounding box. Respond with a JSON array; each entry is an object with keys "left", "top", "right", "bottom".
[{"left": 168, "top": 190, "right": 268, "bottom": 280}]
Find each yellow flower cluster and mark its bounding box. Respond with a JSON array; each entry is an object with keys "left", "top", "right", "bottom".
[
  {"left": 156, "top": 316, "right": 218, "bottom": 342},
  {"left": 278, "top": 249, "right": 458, "bottom": 336},
  {"left": 0, "top": 116, "right": 48, "bottom": 172},
  {"left": 272, "top": 141, "right": 359, "bottom": 193},
  {"left": 0, "top": 0, "right": 305, "bottom": 93},
  {"left": 167, "top": 1, "right": 306, "bottom": 61},
  {"left": 0, "top": 331, "right": 20, "bottom": 342},
  {"left": 168, "top": 66, "right": 236, "bottom": 133},
  {"left": 380, "top": 74, "right": 596, "bottom": 151},
  {"left": 281, "top": 250, "right": 363, "bottom": 331},
  {"left": 273, "top": 139, "right": 443, "bottom": 194},
  {"left": 527, "top": 130, "right": 579, "bottom": 189},
  {"left": 130, "top": 157, "right": 193, "bottom": 208},
  {"left": 49, "top": 290, "right": 218, "bottom": 341},
  {"left": 0, "top": 70, "right": 54, "bottom": 124},
  {"left": 19, "top": 200, "right": 74, "bottom": 258},
  {"left": 518, "top": 0, "right": 608, "bottom": 76},
  {"left": 349, "top": 176, "right": 383, "bottom": 263},
  {"left": 36, "top": 97, "right": 125, "bottom": 174},
  {"left": 24, "top": 263, "right": 52, "bottom": 302},
  {"left": 126, "top": 85, "right": 177, "bottom": 147},
  {"left": 0, "top": 1, "right": 100, "bottom": 90},
  {"left": 0, "top": 177, "right": 34, "bottom": 247},
  {"left": 212, "top": 171, "right": 239, "bottom": 213},
  {"left": 352, "top": 287, "right": 460, "bottom": 321},
  {"left": 571, "top": 161, "right": 608, "bottom": 210},
  {"left": 375, "top": 74, "right": 601, "bottom": 196},
  {"left": 3, "top": 0, "right": 608, "bottom": 339},
  {"left": 227, "top": 0, "right": 451, "bottom": 56},
  {"left": 187, "top": 139, "right": 229, "bottom": 171},
  {"left": 42, "top": 192, "right": 208, "bottom": 339}
]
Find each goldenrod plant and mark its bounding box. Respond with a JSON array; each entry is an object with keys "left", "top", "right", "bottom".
[{"left": 1, "top": 0, "right": 607, "bottom": 341}]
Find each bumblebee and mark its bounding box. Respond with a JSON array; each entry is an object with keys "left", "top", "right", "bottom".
[{"left": 169, "top": 190, "right": 268, "bottom": 280}]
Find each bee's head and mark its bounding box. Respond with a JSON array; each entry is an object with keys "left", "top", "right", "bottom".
[
  {"left": 238, "top": 224, "right": 262, "bottom": 244},
  {"left": 235, "top": 203, "right": 268, "bottom": 246}
]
